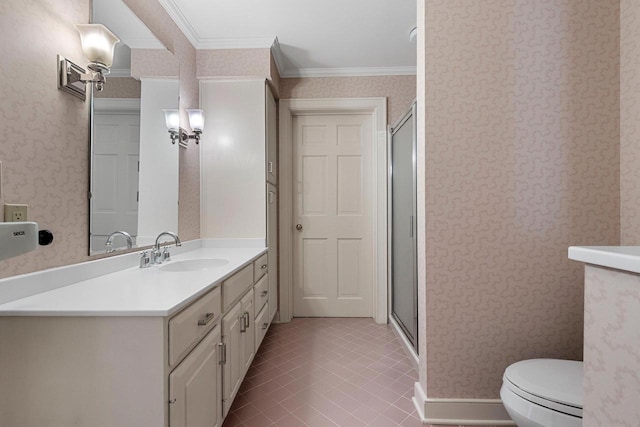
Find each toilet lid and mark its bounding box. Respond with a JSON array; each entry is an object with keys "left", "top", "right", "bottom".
[{"left": 503, "top": 359, "right": 583, "bottom": 413}]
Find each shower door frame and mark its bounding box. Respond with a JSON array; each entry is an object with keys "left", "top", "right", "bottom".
[{"left": 388, "top": 101, "right": 418, "bottom": 350}]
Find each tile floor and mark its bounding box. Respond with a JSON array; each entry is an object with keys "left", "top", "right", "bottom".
[{"left": 222, "top": 317, "right": 423, "bottom": 427}]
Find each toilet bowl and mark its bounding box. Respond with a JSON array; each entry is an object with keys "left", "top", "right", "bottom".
[{"left": 500, "top": 359, "right": 582, "bottom": 427}]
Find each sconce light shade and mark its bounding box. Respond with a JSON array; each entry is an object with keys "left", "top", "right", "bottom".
[
  {"left": 163, "top": 109, "right": 180, "bottom": 132},
  {"left": 186, "top": 109, "right": 205, "bottom": 132},
  {"left": 74, "top": 24, "right": 119, "bottom": 67}
]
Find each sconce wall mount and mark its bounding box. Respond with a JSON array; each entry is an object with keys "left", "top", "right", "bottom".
[
  {"left": 58, "top": 24, "right": 119, "bottom": 101},
  {"left": 163, "top": 109, "right": 205, "bottom": 148}
]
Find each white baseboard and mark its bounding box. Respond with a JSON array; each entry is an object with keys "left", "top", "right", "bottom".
[
  {"left": 413, "top": 383, "right": 516, "bottom": 425},
  {"left": 389, "top": 316, "right": 419, "bottom": 372}
]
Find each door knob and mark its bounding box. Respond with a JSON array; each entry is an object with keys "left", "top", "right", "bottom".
[{"left": 296, "top": 224, "right": 303, "bottom": 231}]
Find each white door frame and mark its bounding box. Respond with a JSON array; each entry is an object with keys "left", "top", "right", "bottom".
[{"left": 278, "top": 98, "right": 388, "bottom": 324}]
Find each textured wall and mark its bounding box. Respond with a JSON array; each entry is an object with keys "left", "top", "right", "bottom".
[
  {"left": 197, "top": 49, "right": 271, "bottom": 79},
  {"left": 130, "top": 48, "right": 179, "bottom": 79},
  {"left": 94, "top": 77, "right": 141, "bottom": 99},
  {"left": 123, "top": 0, "right": 200, "bottom": 242},
  {"left": 583, "top": 265, "right": 640, "bottom": 426},
  {"left": 0, "top": 0, "right": 91, "bottom": 279},
  {"left": 422, "top": 0, "right": 619, "bottom": 398},
  {"left": 280, "top": 76, "right": 416, "bottom": 125},
  {"left": 621, "top": 0, "right": 640, "bottom": 244}
]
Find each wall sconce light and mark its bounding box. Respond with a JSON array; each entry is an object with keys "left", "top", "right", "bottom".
[
  {"left": 185, "top": 109, "right": 205, "bottom": 144},
  {"left": 162, "top": 109, "right": 205, "bottom": 148},
  {"left": 163, "top": 109, "right": 181, "bottom": 145},
  {"left": 58, "top": 24, "right": 119, "bottom": 100}
]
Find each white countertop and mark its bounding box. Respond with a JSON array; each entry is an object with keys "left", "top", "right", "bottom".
[
  {"left": 568, "top": 246, "right": 640, "bottom": 274},
  {"left": 0, "top": 246, "right": 266, "bottom": 317}
]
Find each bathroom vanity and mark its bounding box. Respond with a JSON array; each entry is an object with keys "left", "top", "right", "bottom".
[
  {"left": 0, "top": 242, "right": 273, "bottom": 427},
  {"left": 569, "top": 246, "right": 640, "bottom": 427}
]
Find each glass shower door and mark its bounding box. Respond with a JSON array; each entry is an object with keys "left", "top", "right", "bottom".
[{"left": 390, "top": 103, "right": 417, "bottom": 350}]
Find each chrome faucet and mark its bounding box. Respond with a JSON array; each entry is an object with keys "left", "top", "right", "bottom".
[
  {"left": 153, "top": 231, "right": 181, "bottom": 264},
  {"left": 105, "top": 231, "right": 133, "bottom": 253}
]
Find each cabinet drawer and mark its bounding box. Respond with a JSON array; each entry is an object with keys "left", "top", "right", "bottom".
[
  {"left": 254, "top": 302, "right": 270, "bottom": 348},
  {"left": 253, "top": 253, "right": 268, "bottom": 282},
  {"left": 169, "top": 287, "right": 221, "bottom": 367},
  {"left": 254, "top": 274, "right": 268, "bottom": 316},
  {"left": 223, "top": 264, "right": 253, "bottom": 312}
]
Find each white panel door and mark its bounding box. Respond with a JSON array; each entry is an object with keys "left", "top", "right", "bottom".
[
  {"left": 91, "top": 112, "right": 140, "bottom": 251},
  {"left": 293, "top": 114, "right": 373, "bottom": 317}
]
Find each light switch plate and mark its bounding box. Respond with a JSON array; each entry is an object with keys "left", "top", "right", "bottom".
[{"left": 4, "top": 204, "right": 28, "bottom": 222}]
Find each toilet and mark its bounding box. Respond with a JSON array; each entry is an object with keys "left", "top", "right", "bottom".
[{"left": 500, "top": 359, "right": 582, "bottom": 427}]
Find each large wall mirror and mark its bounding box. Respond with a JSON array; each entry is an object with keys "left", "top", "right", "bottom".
[{"left": 89, "top": 0, "right": 179, "bottom": 255}]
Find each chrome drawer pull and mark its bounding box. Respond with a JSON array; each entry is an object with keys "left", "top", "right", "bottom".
[
  {"left": 261, "top": 264, "right": 267, "bottom": 270},
  {"left": 197, "top": 312, "right": 215, "bottom": 326},
  {"left": 262, "top": 323, "right": 268, "bottom": 330},
  {"left": 244, "top": 312, "right": 250, "bottom": 328},
  {"left": 261, "top": 290, "right": 268, "bottom": 297}
]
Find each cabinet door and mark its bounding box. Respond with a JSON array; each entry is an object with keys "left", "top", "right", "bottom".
[
  {"left": 241, "top": 290, "right": 255, "bottom": 372},
  {"left": 221, "top": 303, "right": 243, "bottom": 417},
  {"left": 266, "top": 85, "right": 277, "bottom": 184},
  {"left": 169, "top": 326, "right": 222, "bottom": 427},
  {"left": 267, "top": 183, "right": 278, "bottom": 320}
]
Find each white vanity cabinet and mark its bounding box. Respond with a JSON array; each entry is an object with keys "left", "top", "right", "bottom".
[
  {"left": 169, "top": 326, "right": 222, "bottom": 427},
  {"left": 267, "top": 183, "right": 278, "bottom": 320},
  {"left": 0, "top": 250, "right": 273, "bottom": 427},
  {"left": 200, "top": 79, "right": 279, "bottom": 321},
  {"left": 266, "top": 86, "right": 277, "bottom": 185}
]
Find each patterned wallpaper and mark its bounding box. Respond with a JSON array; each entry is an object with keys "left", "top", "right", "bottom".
[
  {"left": 621, "top": 0, "right": 640, "bottom": 244},
  {"left": 583, "top": 265, "right": 640, "bottom": 426},
  {"left": 197, "top": 49, "right": 271, "bottom": 79},
  {"left": 94, "top": 77, "right": 141, "bottom": 99},
  {"left": 280, "top": 76, "right": 416, "bottom": 125},
  {"left": 0, "top": 0, "right": 91, "bottom": 279},
  {"left": 130, "top": 48, "right": 179, "bottom": 79},
  {"left": 422, "top": 0, "right": 619, "bottom": 398}
]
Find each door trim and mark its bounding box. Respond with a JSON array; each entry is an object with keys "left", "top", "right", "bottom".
[{"left": 278, "top": 98, "right": 388, "bottom": 324}]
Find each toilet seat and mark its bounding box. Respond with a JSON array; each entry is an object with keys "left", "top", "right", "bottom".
[{"left": 502, "top": 359, "right": 583, "bottom": 419}]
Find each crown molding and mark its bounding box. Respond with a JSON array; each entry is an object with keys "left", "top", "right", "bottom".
[
  {"left": 270, "top": 37, "right": 285, "bottom": 77},
  {"left": 157, "top": 0, "right": 415, "bottom": 79},
  {"left": 281, "top": 66, "right": 417, "bottom": 78},
  {"left": 157, "top": 0, "right": 200, "bottom": 48},
  {"left": 197, "top": 36, "right": 278, "bottom": 50}
]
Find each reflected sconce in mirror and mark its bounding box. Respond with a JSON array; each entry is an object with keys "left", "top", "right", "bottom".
[
  {"left": 162, "top": 109, "right": 205, "bottom": 148},
  {"left": 58, "top": 24, "right": 119, "bottom": 100},
  {"left": 163, "top": 109, "right": 181, "bottom": 145}
]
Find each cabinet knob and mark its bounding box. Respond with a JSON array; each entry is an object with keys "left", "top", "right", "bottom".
[
  {"left": 262, "top": 323, "right": 269, "bottom": 330},
  {"left": 296, "top": 224, "right": 303, "bottom": 231},
  {"left": 261, "top": 264, "right": 267, "bottom": 270},
  {"left": 169, "top": 398, "right": 177, "bottom": 404}
]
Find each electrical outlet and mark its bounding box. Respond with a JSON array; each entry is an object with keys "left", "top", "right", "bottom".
[{"left": 4, "top": 204, "right": 28, "bottom": 222}]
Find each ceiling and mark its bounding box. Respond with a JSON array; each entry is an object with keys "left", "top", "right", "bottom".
[{"left": 158, "top": 0, "right": 417, "bottom": 77}]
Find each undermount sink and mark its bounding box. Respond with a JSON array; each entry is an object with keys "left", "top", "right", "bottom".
[{"left": 159, "top": 258, "right": 229, "bottom": 272}]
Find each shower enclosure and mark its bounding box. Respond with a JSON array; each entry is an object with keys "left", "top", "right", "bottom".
[{"left": 389, "top": 102, "right": 418, "bottom": 351}]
